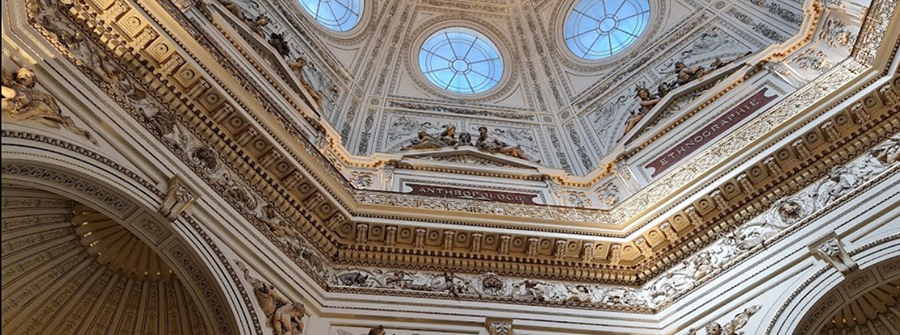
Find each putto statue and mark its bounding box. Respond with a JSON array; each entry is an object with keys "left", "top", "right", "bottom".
[
  {"left": 240, "top": 262, "right": 307, "bottom": 335},
  {"left": 2, "top": 67, "right": 95, "bottom": 143}
]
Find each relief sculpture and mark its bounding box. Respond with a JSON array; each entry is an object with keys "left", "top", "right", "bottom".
[
  {"left": 239, "top": 262, "right": 308, "bottom": 335},
  {"left": 475, "top": 126, "right": 540, "bottom": 163},
  {"left": 620, "top": 54, "right": 745, "bottom": 140},
  {"left": 687, "top": 305, "right": 760, "bottom": 335},
  {"left": 335, "top": 134, "right": 900, "bottom": 310},
  {"left": 287, "top": 56, "right": 326, "bottom": 108},
  {"left": 2, "top": 68, "right": 95, "bottom": 143},
  {"left": 399, "top": 124, "right": 541, "bottom": 163}
]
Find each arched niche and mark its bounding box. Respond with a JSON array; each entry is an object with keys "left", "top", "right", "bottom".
[
  {"left": 767, "top": 241, "right": 900, "bottom": 335},
  {"left": 1, "top": 130, "right": 261, "bottom": 335}
]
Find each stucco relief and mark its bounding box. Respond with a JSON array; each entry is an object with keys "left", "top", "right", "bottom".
[
  {"left": 332, "top": 134, "right": 900, "bottom": 310},
  {"left": 382, "top": 115, "right": 458, "bottom": 151},
  {"left": 2, "top": 67, "right": 95, "bottom": 144},
  {"left": 581, "top": 25, "right": 753, "bottom": 152},
  {"left": 19, "top": 0, "right": 900, "bottom": 318}
]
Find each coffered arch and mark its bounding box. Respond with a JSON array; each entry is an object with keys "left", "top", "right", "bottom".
[
  {"left": 766, "top": 240, "right": 900, "bottom": 335},
  {"left": 1, "top": 131, "right": 261, "bottom": 335}
]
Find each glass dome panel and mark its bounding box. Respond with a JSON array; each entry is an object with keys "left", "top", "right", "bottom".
[
  {"left": 298, "top": 0, "right": 363, "bottom": 32},
  {"left": 418, "top": 28, "right": 504, "bottom": 94},
  {"left": 564, "top": 0, "right": 650, "bottom": 60}
]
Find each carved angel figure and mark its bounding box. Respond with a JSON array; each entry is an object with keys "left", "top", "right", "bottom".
[{"left": 2, "top": 68, "right": 95, "bottom": 143}]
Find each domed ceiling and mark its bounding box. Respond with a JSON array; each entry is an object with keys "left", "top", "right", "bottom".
[
  {"left": 245, "top": 0, "right": 802, "bottom": 174},
  {"left": 229, "top": 0, "right": 802, "bottom": 175},
  {"left": 12, "top": 0, "right": 895, "bottom": 331}
]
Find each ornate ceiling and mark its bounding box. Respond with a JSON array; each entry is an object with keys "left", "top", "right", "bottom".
[
  {"left": 270, "top": 0, "right": 804, "bottom": 175},
  {"left": 2, "top": 0, "right": 899, "bottom": 332}
]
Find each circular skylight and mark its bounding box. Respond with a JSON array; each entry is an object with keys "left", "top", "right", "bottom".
[
  {"left": 418, "top": 28, "right": 504, "bottom": 94},
  {"left": 564, "top": 0, "right": 650, "bottom": 60},
  {"left": 298, "top": 0, "right": 363, "bottom": 32}
]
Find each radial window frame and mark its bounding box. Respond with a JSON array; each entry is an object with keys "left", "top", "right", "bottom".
[
  {"left": 563, "top": 0, "right": 651, "bottom": 61},
  {"left": 417, "top": 27, "right": 506, "bottom": 95},
  {"left": 297, "top": 0, "right": 364, "bottom": 32}
]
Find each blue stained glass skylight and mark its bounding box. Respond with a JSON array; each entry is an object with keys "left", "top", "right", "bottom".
[
  {"left": 298, "top": 0, "right": 363, "bottom": 32},
  {"left": 418, "top": 28, "right": 504, "bottom": 94},
  {"left": 564, "top": 0, "right": 650, "bottom": 60}
]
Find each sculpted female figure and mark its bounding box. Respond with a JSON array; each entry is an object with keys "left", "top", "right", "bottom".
[
  {"left": 475, "top": 126, "right": 535, "bottom": 162},
  {"left": 621, "top": 86, "right": 660, "bottom": 138}
]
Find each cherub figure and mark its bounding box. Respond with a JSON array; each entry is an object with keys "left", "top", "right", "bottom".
[{"left": 566, "top": 285, "right": 592, "bottom": 303}]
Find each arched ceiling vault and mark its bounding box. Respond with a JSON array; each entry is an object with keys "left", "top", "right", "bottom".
[{"left": 1, "top": 187, "right": 212, "bottom": 335}]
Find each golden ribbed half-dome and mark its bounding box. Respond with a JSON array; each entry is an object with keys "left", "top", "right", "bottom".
[
  {"left": 72, "top": 204, "right": 173, "bottom": 281},
  {"left": 822, "top": 279, "right": 900, "bottom": 333},
  {"left": 1, "top": 186, "right": 212, "bottom": 335}
]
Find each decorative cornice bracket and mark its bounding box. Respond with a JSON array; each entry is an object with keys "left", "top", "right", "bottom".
[
  {"left": 810, "top": 234, "right": 858, "bottom": 274},
  {"left": 159, "top": 175, "right": 198, "bottom": 221}
]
